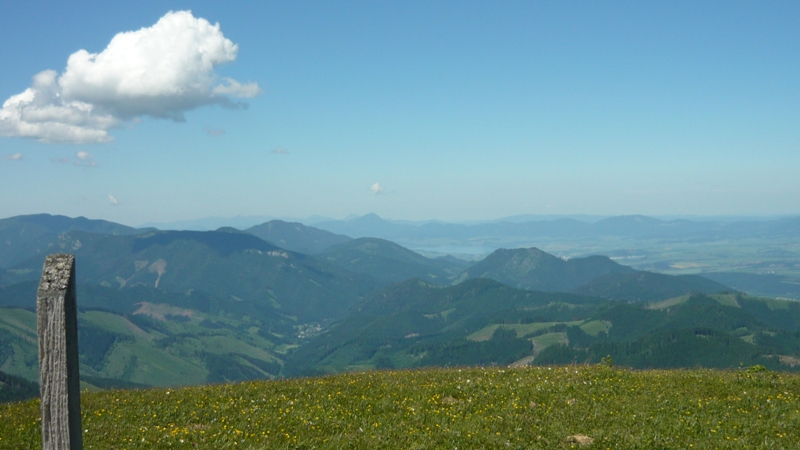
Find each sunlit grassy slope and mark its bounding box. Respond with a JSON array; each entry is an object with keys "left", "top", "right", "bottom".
[{"left": 2, "top": 365, "right": 799, "bottom": 449}]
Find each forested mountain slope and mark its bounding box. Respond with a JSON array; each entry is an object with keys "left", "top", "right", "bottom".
[
  {"left": 316, "top": 237, "right": 465, "bottom": 284},
  {"left": 245, "top": 220, "right": 352, "bottom": 254},
  {"left": 0, "top": 213, "right": 148, "bottom": 268},
  {"left": 460, "top": 247, "right": 635, "bottom": 291},
  {"left": 5, "top": 229, "right": 381, "bottom": 321}
]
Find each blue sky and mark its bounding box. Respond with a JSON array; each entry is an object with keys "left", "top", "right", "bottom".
[{"left": 1, "top": 1, "right": 799, "bottom": 226}]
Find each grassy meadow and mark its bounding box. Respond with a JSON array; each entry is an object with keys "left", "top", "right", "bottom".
[{"left": 2, "top": 364, "right": 800, "bottom": 449}]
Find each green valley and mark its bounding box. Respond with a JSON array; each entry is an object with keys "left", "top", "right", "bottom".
[{"left": 3, "top": 213, "right": 800, "bottom": 404}]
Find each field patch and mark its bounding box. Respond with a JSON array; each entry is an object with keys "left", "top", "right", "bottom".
[
  {"left": 648, "top": 293, "right": 743, "bottom": 310},
  {"left": 579, "top": 320, "right": 611, "bottom": 336},
  {"left": 467, "top": 321, "right": 581, "bottom": 342},
  {"left": 530, "top": 332, "right": 567, "bottom": 352},
  {"left": 80, "top": 311, "right": 152, "bottom": 339}
]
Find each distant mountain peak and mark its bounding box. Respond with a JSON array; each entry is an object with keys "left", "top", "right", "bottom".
[
  {"left": 464, "top": 246, "right": 632, "bottom": 292},
  {"left": 317, "top": 237, "right": 466, "bottom": 284},
  {"left": 354, "top": 213, "right": 384, "bottom": 222},
  {"left": 245, "top": 220, "right": 351, "bottom": 254}
]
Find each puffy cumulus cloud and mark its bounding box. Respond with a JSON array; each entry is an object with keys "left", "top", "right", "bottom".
[
  {"left": 0, "top": 70, "right": 116, "bottom": 143},
  {"left": 370, "top": 183, "right": 385, "bottom": 195},
  {"left": 3, "top": 153, "right": 23, "bottom": 161},
  {"left": 0, "top": 11, "right": 260, "bottom": 144}
]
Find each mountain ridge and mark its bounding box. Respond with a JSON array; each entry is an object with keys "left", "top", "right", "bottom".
[
  {"left": 461, "top": 247, "right": 636, "bottom": 292},
  {"left": 316, "top": 237, "right": 465, "bottom": 284},
  {"left": 4, "top": 229, "right": 382, "bottom": 321},
  {"left": 245, "top": 220, "right": 352, "bottom": 254},
  {"left": 0, "top": 213, "right": 150, "bottom": 268}
]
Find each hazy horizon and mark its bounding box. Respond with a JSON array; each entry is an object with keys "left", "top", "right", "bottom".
[{"left": 4, "top": 210, "right": 798, "bottom": 232}]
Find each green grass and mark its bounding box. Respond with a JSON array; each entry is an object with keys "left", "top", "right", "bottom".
[
  {"left": 0, "top": 309, "right": 37, "bottom": 339},
  {"left": 648, "top": 293, "right": 744, "bottom": 311},
  {"left": 530, "top": 332, "right": 567, "bottom": 351},
  {"left": 81, "top": 311, "right": 154, "bottom": 339},
  {"left": 758, "top": 297, "right": 794, "bottom": 310},
  {"left": 578, "top": 320, "right": 611, "bottom": 336},
  {"left": 0, "top": 306, "right": 285, "bottom": 387},
  {"left": 467, "top": 322, "right": 581, "bottom": 342},
  {"left": 647, "top": 295, "right": 690, "bottom": 310},
  {"left": 3, "top": 365, "right": 800, "bottom": 449},
  {"left": 111, "top": 341, "right": 208, "bottom": 386},
  {"left": 199, "top": 335, "right": 274, "bottom": 360},
  {"left": 713, "top": 293, "right": 741, "bottom": 308},
  {"left": 0, "top": 343, "right": 37, "bottom": 381}
]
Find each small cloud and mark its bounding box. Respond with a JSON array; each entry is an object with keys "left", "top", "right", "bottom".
[
  {"left": 75, "top": 151, "right": 96, "bottom": 167},
  {"left": 204, "top": 126, "right": 225, "bottom": 136},
  {"left": 213, "top": 78, "right": 262, "bottom": 98},
  {"left": 108, "top": 194, "right": 119, "bottom": 205},
  {"left": 3, "top": 153, "right": 22, "bottom": 161},
  {"left": 49, "top": 151, "right": 97, "bottom": 166},
  {"left": 370, "top": 183, "right": 384, "bottom": 195},
  {"left": 271, "top": 147, "right": 289, "bottom": 155}
]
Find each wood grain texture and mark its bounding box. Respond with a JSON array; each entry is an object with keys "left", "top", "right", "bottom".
[{"left": 37, "top": 254, "right": 82, "bottom": 450}]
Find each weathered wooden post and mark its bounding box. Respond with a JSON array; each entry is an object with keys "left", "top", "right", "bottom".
[{"left": 37, "top": 254, "right": 82, "bottom": 450}]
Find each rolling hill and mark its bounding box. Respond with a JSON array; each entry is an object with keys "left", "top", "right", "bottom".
[
  {"left": 0, "top": 301, "right": 286, "bottom": 389},
  {"left": 4, "top": 229, "right": 382, "bottom": 321},
  {"left": 283, "top": 278, "right": 606, "bottom": 376},
  {"left": 3, "top": 213, "right": 796, "bottom": 396},
  {"left": 285, "top": 277, "right": 800, "bottom": 377},
  {"left": 0, "top": 278, "right": 311, "bottom": 388},
  {"left": 456, "top": 247, "right": 730, "bottom": 302},
  {"left": 0, "top": 213, "right": 148, "bottom": 268},
  {"left": 245, "top": 220, "right": 352, "bottom": 254},
  {"left": 459, "top": 247, "right": 635, "bottom": 291},
  {"left": 536, "top": 293, "right": 800, "bottom": 369},
  {"left": 573, "top": 271, "right": 730, "bottom": 301},
  {"left": 316, "top": 237, "right": 465, "bottom": 284}
]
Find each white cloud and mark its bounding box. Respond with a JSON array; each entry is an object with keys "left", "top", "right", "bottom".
[
  {"left": 370, "top": 183, "right": 384, "bottom": 195},
  {"left": 271, "top": 147, "right": 289, "bottom": 155},
  {"left": 213, "top": 78, "right": 261, "bottom": 98},
  {"left": 0, "top": 10, "right": 260, "bottom": 144},
  {"left": 3, "top": 153, "right": 22, "bottom": 161},
  {"left": 75, "top": 151, "right": 97, "bottom": 167},
  {"left": 108, "top": 194, "right": 119, "bottom": 205}
]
